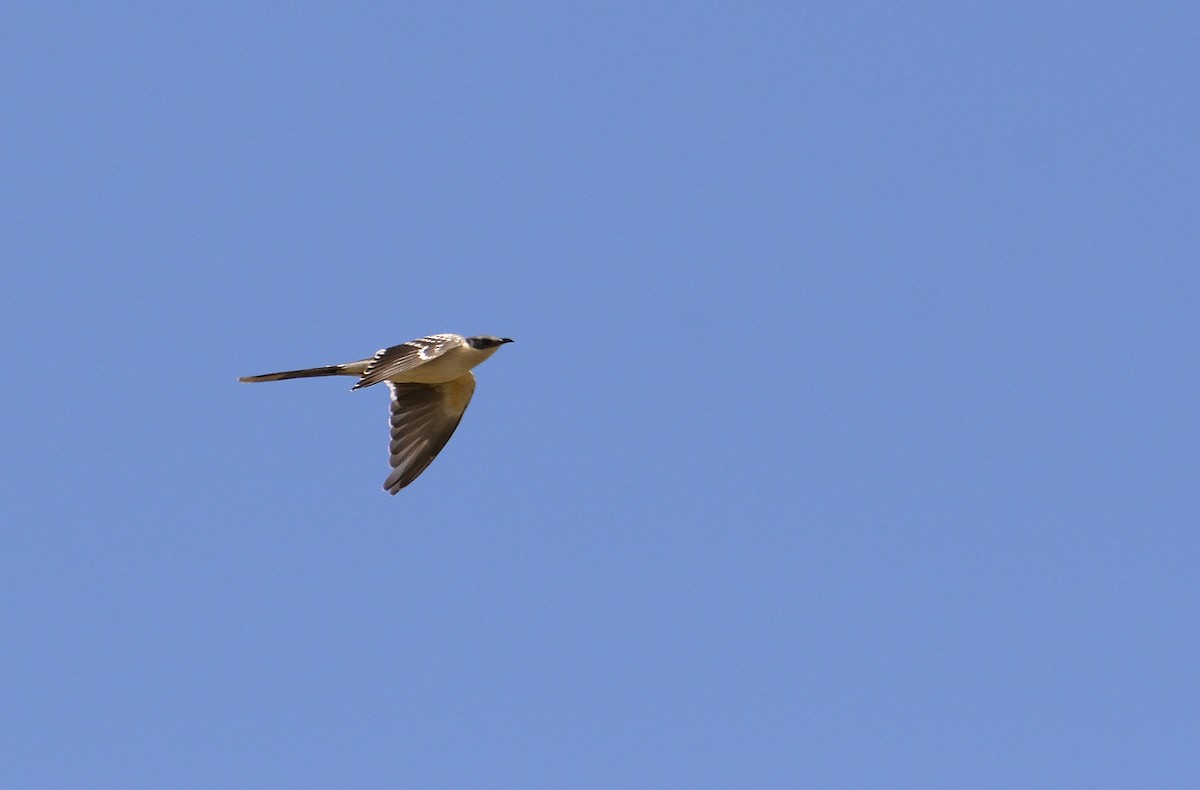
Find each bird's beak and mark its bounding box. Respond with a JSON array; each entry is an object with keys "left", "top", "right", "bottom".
[{"left": 500, "top": 338, "right": 514, "bottom": 344}]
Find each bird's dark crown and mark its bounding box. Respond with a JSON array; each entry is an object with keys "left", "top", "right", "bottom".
[{"left": 466, "top": 335, "right": 514, "bottom": 350}]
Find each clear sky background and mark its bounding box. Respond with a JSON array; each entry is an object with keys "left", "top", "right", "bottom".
[{"left": 3, "top": 3, "right": 1197, "bottom": 787}]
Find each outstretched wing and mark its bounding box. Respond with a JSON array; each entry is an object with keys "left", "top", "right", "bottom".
[
  {"left": 383, "top": 373, "right": 476, "bottom": 494},
  {"left": 353, "top": 334, "right": 464, "bottom": 390}
]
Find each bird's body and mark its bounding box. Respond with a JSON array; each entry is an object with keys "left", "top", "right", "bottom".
[{"left": 239, "top": 333, "right": 512, "bottom": 494}]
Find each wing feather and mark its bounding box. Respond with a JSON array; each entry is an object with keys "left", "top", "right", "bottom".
[
  {"left": 382, "top": 373, "right": 476, "bottom": 493},
  {"left": 353, "top": 334, "right": 464, "bottom": 390}
]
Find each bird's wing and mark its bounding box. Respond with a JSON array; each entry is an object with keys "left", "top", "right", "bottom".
[
  {"left": 383, "top": 373, "right": 476, "bottom": 494},
  {"left": 353, "top": 334, "right": 464, "bottom": 390}
]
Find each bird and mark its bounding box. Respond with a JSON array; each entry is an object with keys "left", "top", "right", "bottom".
[{"left": 239, "top": 333, "right": 513, "bottom": 494}]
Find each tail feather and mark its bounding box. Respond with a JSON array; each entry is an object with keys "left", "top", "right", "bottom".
[{"left": 239, "top": 365, "right": 348, "bottom": 383}]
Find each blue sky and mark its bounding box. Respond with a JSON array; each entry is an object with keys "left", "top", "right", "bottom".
[{"left": 3, "top": 2, "right": 1198, "bottom": 786}]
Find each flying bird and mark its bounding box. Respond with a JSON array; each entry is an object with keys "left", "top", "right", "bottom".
[{"left": 239, "top": 333, "right": 513, "bottom": 494}]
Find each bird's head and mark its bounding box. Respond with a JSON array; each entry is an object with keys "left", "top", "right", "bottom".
[{"left": 465, "top": 335, "right": 514, "bottom": 351}]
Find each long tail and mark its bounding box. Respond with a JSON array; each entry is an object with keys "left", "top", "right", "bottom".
[{"left": 239, "top": 365, "right": 351, "bottom": 383}]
